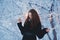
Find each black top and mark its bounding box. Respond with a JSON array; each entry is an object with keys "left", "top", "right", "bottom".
[{"left": 17, "top": 21, "right": 48, "bottom": 40}]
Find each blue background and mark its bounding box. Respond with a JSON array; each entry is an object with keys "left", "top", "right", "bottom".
[{"left": 0, "top": 0, "right": 60, "bottom": 40}]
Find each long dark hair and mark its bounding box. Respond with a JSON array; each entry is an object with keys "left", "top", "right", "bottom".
[{"left": 24, "top": 9, "right": 42, "bottom": 29}]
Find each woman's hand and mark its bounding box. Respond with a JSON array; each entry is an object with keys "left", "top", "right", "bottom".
[
  {"left": 46, "top": 28, "right": 50, "bottom": 32},
  {"left": 17, "top": 18, "right": 22, "bottom": 23}
]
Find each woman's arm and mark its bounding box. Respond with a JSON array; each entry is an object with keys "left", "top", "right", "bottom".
[
  {"left": 37, "top": 28, "right": 48, "bottom": 39},
  {"left": 17, "top": 18, "right": 24, "bottom": 35},
  {"left": 36, "top": 24, "right": 49, "bottom": 39}
]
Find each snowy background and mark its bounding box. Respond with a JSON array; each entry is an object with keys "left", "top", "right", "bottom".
[{"left": 0, "top": 0, "right": 60, "bottom": 40}]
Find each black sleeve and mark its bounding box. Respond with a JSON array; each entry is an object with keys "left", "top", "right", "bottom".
[
  {"left": 36, "top": 28, "right": 48, "bottom": 39},
  {"left": 36, "top": 24, "right": 48, "bottom": 39},
  {"left": 17, "top": 22, "right": 24, "bottom": 35}
]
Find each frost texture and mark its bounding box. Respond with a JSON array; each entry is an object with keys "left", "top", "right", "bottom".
[{"left": 0, "top": 0, "right": 60, "bottom": 40}]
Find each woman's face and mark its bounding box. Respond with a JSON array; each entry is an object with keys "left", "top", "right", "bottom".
[{"left": 28, "top": 12, "right": 32, "bottom": 19}]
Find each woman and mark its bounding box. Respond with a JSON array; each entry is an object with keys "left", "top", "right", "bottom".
[{"left": 17, "top": 9, "right": 50, "bottom": 40}]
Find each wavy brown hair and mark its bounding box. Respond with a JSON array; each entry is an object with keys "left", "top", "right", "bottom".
[{"left": 24, "top": 9, "right": 42, "bottom": 30}]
